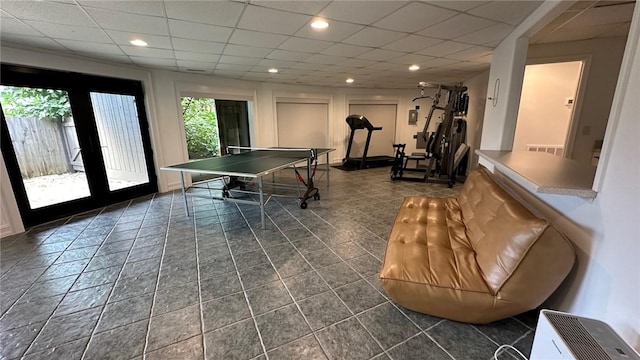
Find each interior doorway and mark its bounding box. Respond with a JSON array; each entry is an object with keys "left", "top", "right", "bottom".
[{"left": 513, "top": 61, "right": 584, "bottom": 158}]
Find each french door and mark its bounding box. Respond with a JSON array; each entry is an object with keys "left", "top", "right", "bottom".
[{"left": 0, "top": 65, "right": 157, "bottom": 227}]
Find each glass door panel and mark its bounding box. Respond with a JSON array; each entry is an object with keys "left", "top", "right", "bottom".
[
  {"left": 0, "top": 85, "right": 91, "bottom": 208},
  {"left": 90, "top": 92, "right": 150, "bottom": 191}
]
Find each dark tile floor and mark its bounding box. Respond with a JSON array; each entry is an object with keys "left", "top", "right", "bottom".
[{"left": 0, "top": 167, "right": 537, "bottom": 360}]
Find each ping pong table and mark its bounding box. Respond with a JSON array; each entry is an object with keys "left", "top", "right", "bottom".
[{"left": 161, "top": 147, "right": 334, "bottom": 229}]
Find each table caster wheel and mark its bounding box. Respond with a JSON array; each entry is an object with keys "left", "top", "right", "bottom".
[
  {"left": 313, "top": 194, "right": 320, "bottom": 201},
  {"left": 300, "top": 201, "right": 308, "bottom": 209}
]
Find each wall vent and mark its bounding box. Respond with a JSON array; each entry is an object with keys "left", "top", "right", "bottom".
[{"left": 526, "top": 144, "right": 564, "bottom": 157}]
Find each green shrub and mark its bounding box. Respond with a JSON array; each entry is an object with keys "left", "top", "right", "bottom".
[{"left": 181, "top": 97, "right": 220, "bottom": 159}]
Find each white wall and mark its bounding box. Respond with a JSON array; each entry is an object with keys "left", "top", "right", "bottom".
[
  {"left": 513, "top": 61, "right": 582, "bottom": 152},
  {"left": 527, "top": 38, "right": 628, "bottom": 164},
  {"left": 464, "top": 70, "right": 490, "bottom": 169},
  {"left": 480, "top": 0, "right": 640, "bottom": 350},
  {"left": 348, "top": 103, "right": 397, "bottom": 157}
]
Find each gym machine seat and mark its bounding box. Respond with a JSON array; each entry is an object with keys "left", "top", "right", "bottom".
[{"left": 342, "top": 114, "right": 395, "bottom": 169}]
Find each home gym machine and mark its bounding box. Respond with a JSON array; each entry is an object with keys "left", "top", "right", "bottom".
[
  {"left": 342, "top": 114, "right": 395, "bottom": 169},
  {"left": 390, "top": 83, "right": 470, "bottom": 187}
]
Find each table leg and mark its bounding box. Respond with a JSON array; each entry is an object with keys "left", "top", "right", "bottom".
[
  {"left": 326, "top": 152, "right": 330, "bottom": 187},
  {"left": 180, "top": 171, "right": 189, "bottom": 217},
  {"left": 258, "top": 176, "right": 265, "bottom": 229}
]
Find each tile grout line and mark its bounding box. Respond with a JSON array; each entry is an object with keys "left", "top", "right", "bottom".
[
  {"left": 192, "top": 198, "right": 214, "bottom": 358},
  {"left": 235, "top": 204, "right": 331, "bottom": 359},
  {"left": 1, "top": 212, "right": 102, "bottom": 319},
  {"left": 18, "top": 201, "right": 131, "bottom": 358},
  {"left": 262, "top": 205, "right": 394, "bottom": 360},
  {"left": 276, "top": 198, "right": 459, "bottom": 360},
  {"left": 216, "top": 204, "right": 271, "bottom": 360},
  {"left": 139, "top": 192, "right": 175, "bottom": 359},
  {"left": 13, "top": 207, "right": 116, "bottom": 358},
  {"left": 80, "top": 197, "right": 160, "bottom": 359}
]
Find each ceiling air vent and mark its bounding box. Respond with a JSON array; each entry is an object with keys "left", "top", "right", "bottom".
[{"left": 186, "top": 69, "right": 206, "bottom": 73}]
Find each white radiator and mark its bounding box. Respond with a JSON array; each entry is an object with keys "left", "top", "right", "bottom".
[{"left": 526, "top": 144, "right": 564, "bottom": 157}]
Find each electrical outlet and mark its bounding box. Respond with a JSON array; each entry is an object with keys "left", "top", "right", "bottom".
[{"left": 565, "top": 97, "right": 574, "bottom": 106}]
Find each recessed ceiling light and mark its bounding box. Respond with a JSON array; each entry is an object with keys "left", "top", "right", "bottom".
[
  {"left": 311, "top": 19, "right": 329, "bottom": 29},
  {"left": 268, "top": 68, "right": 278, "bottom": 73},
  {"left": 130, "top": 39, "right": 148, "bottom": 47},
  {"left": 346, "top": 78, "right": 354, "bottom": 83},
  {"left": 409, "top": 65, "right": 420, "bottom": 71}
]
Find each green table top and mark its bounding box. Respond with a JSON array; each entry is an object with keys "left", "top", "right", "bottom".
[{"left": 161, "top": 148, "right": 333, "bottom": 178}]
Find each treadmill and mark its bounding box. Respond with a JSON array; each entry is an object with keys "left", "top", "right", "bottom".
[{"left": 342, "top": 114, "right": 395, "bottom": 169}]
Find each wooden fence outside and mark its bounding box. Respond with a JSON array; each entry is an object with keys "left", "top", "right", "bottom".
[
  {"left": 6, "top": 93, "right": 148, "bottom": 183},
  {"left": 5, "top": 116, "right": 71, "bottom": 178},
  {"left": 90, "top": 92, "right": 148, "bottom": 183}
]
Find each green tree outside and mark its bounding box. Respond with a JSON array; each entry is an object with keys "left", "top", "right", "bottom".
[
  {"left": 181, "top": 97, "right": 220, "bottom": 159},
  {"left": 0, "top": 86, "right": 71, "bottom": 121}
]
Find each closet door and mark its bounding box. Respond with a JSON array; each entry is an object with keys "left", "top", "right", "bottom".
[{"left": 276, "top": 102, "right": 329, "bottom": 149}]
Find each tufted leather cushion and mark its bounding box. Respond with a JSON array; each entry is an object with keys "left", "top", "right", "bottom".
[{"left": 380, "top": 166, "right": 575, "bottom": 323}]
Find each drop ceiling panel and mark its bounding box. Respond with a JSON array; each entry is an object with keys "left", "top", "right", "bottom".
[
  {"left": 1, "top": 18, "right": 43, "bottom": 37},
  {"left": 427, "top": 1, "right": 488, "bottom": 12},
  {"left": 563, "top": 3, "right": 635, "bottom": 28},
  {"left": 419, "top": 14, "right": 496, "bottom": 39},
  {"left": 223, "top": 44, "right": 273, "bottom": 57},
  {"left": 57, "top": 40, "right": 125, "bottom": 55},
  {"left": 356, "top": 49, "right": 404, "bottom": 61},
  {"left": 164, "top": 1, "right": 245, "bottom": 27},
  {"left": 176, "top": 60, "right": 216, "bottom": 70},
  {"left": 219, "top": 54, "right": 262, "bottom": 65},
  {"left": 381, "top": 34, "right": 442, "bottom": 52},
  {"left": 130, "top": 56, "right": 177, "bottom": 67},
  {"left": 168, "top": 19, "right": 232, "bottom": 42},
  {"left": 251, "top": 1, "right": 330, "bottom": 16},
  {"left": 176, "top": 51, "right": 222, "bottom": 63},
  {"left": 85, "top": 7, "right": 169, "bottom": 35},
  {"left": 237, "top": 5, "right": 311, "bottom": 35},
  {"left": 228, "top": 29, "right": 288, "bottom": 48},
  {"left": 469, "top": 1, "right": 543, "bottom": 22},
  {"left": 25, "top": 21, "right": 112, "bottom": 42},
  {"left": 537, "top": 23, "right": 623, "bottom": 43},
  {"left": 172, "top": 38, "right": 226, "bottom": 54},
  {"left": 342, "top": 27, "right": 406, "bottom": 47},
  {"left": 215, "top": 63, "right": 253, "bottom": 72},
  {"left": 278, "top": 37, "right": 333, "bottom": 53},
  {"left": 304, "top": 54, "right": 349, "bottom": 65},
  {"left": 78, "top": 1, "right": 165, "bottom": 17},
  {"left": 386, "top": 53, "right": 435, "bottom": 65},
  {"left": 422, "top": 58, "right": 461, "bottom": 68},
  {"left": 1, "top": 1, "right": 95, "bottom": 27},
  {"left": 373, "top": 2, "right": 457, "bottom": 33},
  {"left": 321, "top": 43, "right": 372, "bottom": 57},
  {"left": 455, "top": 23, "right": 514, "bottom": 45},
  {"left": 105, "top": 30, "right": 172, "bottom": 49},
  {"left": 417, "top": 41, "right": 473, "bottom": 56},
  {"left": 257, "top": 58, "right": 298, "bottom": 68},
  {"left": 446, "top": 46, "right": 492, "bottom": 61},
  {"left": 339, "top": 58, "right": 378, "bottom": 68},
  {"left": 294, "top": 20, "right": 365, "bottom": 42},
  {"left": 266, "top": 49, "right": 313, "bottom": 62},
  {"left": 319, "top": 1, "right": 406, "bottom": 25},
  {"left": 121, "top": 46, "right": 175, "bottom": 59},
  {"left": 1, "top": 35, "right": 66, "bottom": 50}
]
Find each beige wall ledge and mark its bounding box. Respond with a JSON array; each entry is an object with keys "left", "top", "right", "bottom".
[{"left": 476, "top": 150, "right": 597, "bottom": 199}]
